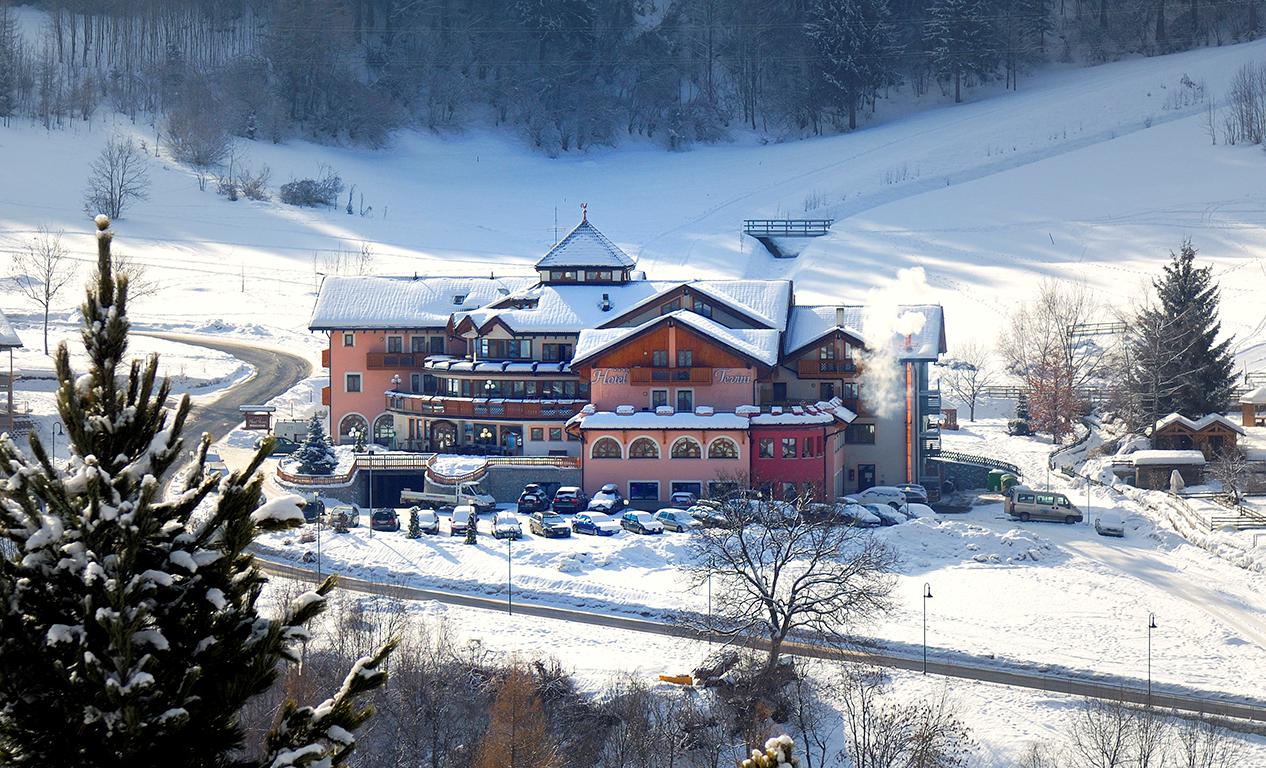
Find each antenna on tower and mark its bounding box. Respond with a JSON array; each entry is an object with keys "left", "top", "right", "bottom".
[{"left": 581, "top": 202, "right": 588, "bottom": 222}]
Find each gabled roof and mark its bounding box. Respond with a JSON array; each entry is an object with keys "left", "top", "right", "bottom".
[
  {"left": 1240, "top": 386, "right": 1266, "bottom": 405},
  {"left": 1130, "top": 449, "right": 1207, "bottom": 466},
  {"left": 535, "top": 218, "right": 635, "bottom": 270},
  {"left": 601, "top": 280, "right": 794, "bottom": 331},
  {"left": 309, "top": 276, "right": 536, "bottom": 331},
  {"left": 0, "top": 309, "right": 21, "bottom": 349},
  {"left": 1153, "top": 412, "right": 1245, "bottom": 435},
  {"left": 573, "top": 310, "right": 781, "bottom": 367},
  {"left": 455, "top": 281, "right": 666, "bottom": 335},
  {"left": 783, "top": 304, "right": 946, "bottom": 361}
]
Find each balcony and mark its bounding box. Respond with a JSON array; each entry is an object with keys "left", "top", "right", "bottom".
[
  {"left": 796, "top": 359, "right": 858, "bottom": 378},
  {"left": 320, "top": 348, "right": 330, "bottom": 368},
  {"left": 386, "top": 393, "right": 585, "bottom": 421},
  {"left": 920, "top": 389, "right": 942, "bottom": 411},
  {"left": 629, "top": 366, "right": 713, "bottom": 385},
  {"left": 321, "top": 386, "right": 330, "bottom": 406}
]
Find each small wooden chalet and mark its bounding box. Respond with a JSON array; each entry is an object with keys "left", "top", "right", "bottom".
[
  {"left": 1240, "top": 387, "right": 1266, "bottom": 428},
  {"left": 1151, "top": 413, "right": 1243, "bottom": 460}
]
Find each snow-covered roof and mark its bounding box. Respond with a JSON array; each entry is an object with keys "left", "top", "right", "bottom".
[
  {"left": 0, "top": 309, "right": 20, "bottom": 349},
  {"left": 573, "top": 310, "right": 782, "bottom": 367},
  {"left": 309, "top": 275, "right": 536, "bottom": 330},
  {"left": 1130, "top": 450, "right": 1207, "bottom": 466},
  {"left": 783, "top": 304, "right": 946, "bottom": 361},
  {"left": 749, "top": 400, "right": 857, "bottom": 426},
  {"left": 1153, "top": 412, "right": 1244, "bottom": 435},
  {"left": 607, "top": 280, "right": 793, "bottom": 330},
  {"left": 1240, "top": 386, "right": 1266, "bottom": 405},
  {"left": 535, "top": 218, "right": 635, "bottom": 270},
  {"left": 457, "top": 281, "right": 666, "bottom": 334}
]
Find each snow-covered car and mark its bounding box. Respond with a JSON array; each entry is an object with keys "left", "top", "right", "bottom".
[
  {"left": 369, "top": 508, "right": 400, "bottom": 532},
  {"left": 903, "top": 502, "right": 935, "bottom": 519},
  {"left": 687, "top": 503, "right": 731, "bottom": 529},
  {"left": 1094, "top": 511, "right": 1125, "bottom": 537},
  {"left": 669, "top": 490, "right": 698, "bottom": 506},
  {"left": 896, "top": 483, "right": 929, "bottom": 505},
  {"left": 551, "top": 486, "right": 589, "bottom": 514},
  {"left": 411, "top": 507, "right": 440, "bottom": 535},
  {"left": 204, "top": 451, "right": 230, "bottom": 479},
  {"left": 517, "top": 483, "right": 550, "bottom": 513},
  {"left": 530, "top": 512, "right": 572, "bottom": 538},
  {"left": 853, "top": 486, "right": 909, "bottom": 509},
  {"left": 449, "top": 505, "right": 475, "bottom": 536},
  {"left": 654, "top": 508, "right": 700, "bottom": 532},
  {"left": 861, "top": 502, "right": 907, "bottom": 526},
  {"left": 621, "top": 511, "right": 664, "bottom": 535},
  {"left": 805, "top": 502, "right": 880, "bottom": 527},
  {"left": 572, "top": 512, "right": 621, "bottom": 536},
  {"left": 493, "top": 511, "right": 523, "bottom": 540},
  {"left": 587, "top": 483, "right": 629, "bottom": 513},
  {"left": 327, "top": 504, "right": 360, "bottom": 528}
]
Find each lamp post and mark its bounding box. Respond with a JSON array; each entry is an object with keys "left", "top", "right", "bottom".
[
  {"left": 51, "top": 422, "right": 63, "bottom": 466},
  {"left": 707, "top": 570, "right": 713, "bottom": 646},
  {"left": 507, "top": 536, "right": 513, "bottom": 616},
  {"left": 312, "top": 490, "right": 323, "bottom": 578},
  {"left": 923, "top": 582, "right": 933, "bottom": 674},
  {"left": 1147, "top": 613, "right": 1158, "bottom": 707}
]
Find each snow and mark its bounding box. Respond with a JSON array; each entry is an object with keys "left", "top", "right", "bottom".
[
  {"left": 1154, "top": 411, "right": 1244, "bottom": 434},
  {"left": 308, "top": 275, "right": 533, "bottom": 330},
  {"left": 1241, "top": 386, "right": 1266, "bottom": 405},
  {"left": 0, "top": 308, "right": 21, "bottom": 348},
  {"left": 533, "top": 218, "right": 636, "bottom": 269},
  {"left": 251, "top": 494, "right": 308, "bottom": 525},
  {"left": 572, "top": 410, "right": 751, "bottom": 430},
  {"left": 1129, "top": 449, "right": 1207, "bottom": 466},
  {"left": 427, "top": 454, "right": 488, "bottom": 478}
]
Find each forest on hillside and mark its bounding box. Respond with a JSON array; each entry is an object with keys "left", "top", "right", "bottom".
[{"left": 0, "top": 0, "right": 1260, "bottom": 153}]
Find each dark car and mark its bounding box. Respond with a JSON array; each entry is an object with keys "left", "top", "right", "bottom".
[
  {"left": 551, "top": 486, "right": 589, "bottom": 514},
  {"left": 621, "top": 511, "right": 665, "bottom": 535},
  {"left": 517, "top": 483, "right": 550, "bottom": 513},
  {"left": 587, "top": 483, "right": 628, "bottom": 513},
  {"left": 530, "top": 512, "right": 572, "bottom": 538},
  {"left": 370, "top": 508, "right": 400, "bottom": 532},
  {"left": 255, "top": 435, "right": 300, "bottom": 455},
  {"left": 301, "top": 497, "right": 325, "bottom": 523}
]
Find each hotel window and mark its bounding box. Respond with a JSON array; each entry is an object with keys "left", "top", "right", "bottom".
[
  {"left": 591, "top": 437, "right": 622, "bottom": 459},
  {"left": 543, "top": 343, "right": 572, "bottom": 362},
  {"left": 819, "top": 344, "right": 836, "bottom": 360},
  {"left": 586, "top": 269, "right": 613, "bottom": 282},
  {"left": 670, "top": 437, "right": 702, "bottom": 459},
  {"left": 342, "top": 333, "right": 355, "bottom": 347},
  {"left": 387, "top": 336, "right": 403, "bottom": 353},
  {"left": 759, "top": 438, "right": 775, "bottom": 458},
  {"left": 842, "top": 382, "right": 860, "bottom": 401},
  {"left": 651, "top": 390, "right": 668, "bottom": 409},
  {"left": 629, "top": 482, "right": 660, "bottom": 501},
  {"left": 802, "top": 438, "right": 814, "bottom": 458},
  {"left": 651, "top": 350, "right": 668, "bottom": 367},
  {"left": 708, "top": 438, "right": 740, "bottom": 459},
  {"left": 693, "top": 299, "right": 713, "bottom": 318},
  {"left": 345, "top": 373, "right": 362, "bottom": 393},
  {"left": 629, "top": 437, "right": 660, "bottom": 459},
  {"left": 659, "top": 299, "right": 682, "bottom": 315},
  {"left": 552, "top": 270, "right": 577, "bottom": 282},
  {"left": 676, "top": 349, "right": 693, "bottom": 367},
  {"left": 781, "top": 437, "right": 797, "bottom": 458},
  {"left": 549, "top": 428, "right": 563, "bottom": 441},
  {"left": 410, "top": 373, "right": 422, "bottom": 393},
  {"left": 430, "top": 336, "right": 446, "bottom": 354},
  {"left": 478, "top": 338, "right": 531, "bottom": 360},
  {"left": 531, "top": 428, "right": 544, "bottom": 441},
  {"left": 845, "top": 423, "right": 876, "bottom": 444},
  {"left": 411, "top": 336, "right": 427, "bottom": 353},
  {"left": 676, "top": 390, "right": 693, "bottom": 412}
]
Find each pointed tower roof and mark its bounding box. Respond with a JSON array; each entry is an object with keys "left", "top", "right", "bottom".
[{"left": 535, "top": 207, "right": 636, "bottom": 270}]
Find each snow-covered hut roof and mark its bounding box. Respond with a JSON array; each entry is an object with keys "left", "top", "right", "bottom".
[
  {"left": 309, "top": 275, "right": 535, "bottom": 330},
  {"left": 0, "top": 309, "right": 21, "bottom": 349},
  {"left": 535, "top": 218, "right": 635, "bottom": 270},
  {"left": 573, "top": 310, "right": 782, "bottom": 367},
  {"left": 1153, "top": 412, "right": 1244, "bottom": 435},
  {"left": 783, "top": 304, "right": 946, "bottom": 361},
  {"left": 1240, "top": 386, "right": 1266, "bottom": 405},
  {"left": 1129, "top": 450, "right": 1207, "bottom": 466}
]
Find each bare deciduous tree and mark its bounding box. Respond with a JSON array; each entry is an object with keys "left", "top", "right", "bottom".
[
  {"left": 685, "top": 493, "right": 897, "bottom": 680},
  {"left": 1174, "top": 714, "right": 1245, "bottom": 768},
  {"left": 83, "top": 134, "right": 150, "bottom": 218},
  {"left": 837, "top": 666, "right": 973, "bottom": 768},
  {"left": 937, "top": 342, "right": 996, "bottom": 422},
  {"left": 166, "top": 88, "right": 232, "bottom": 191},
  {"left": 1065, "top": 697, "right": 1132, "bottom": 768},
  {"left": 1209, "top": 450, "right": 1252, "bottom": 507},
  {"left": 10, "top": 226, "right": 75, "bottom": 354},
  {"left": 103, "top": 250, "right": 160, "bottom": 303}
]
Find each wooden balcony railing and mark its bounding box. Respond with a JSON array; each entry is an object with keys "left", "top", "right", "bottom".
[
  {"left": 386, "top": 395, "right": 585, "bottom": 421},
  {"left": 796, "top": 359, "right": 858, "bottom": 378},
  {"left": 629, "top": 366, "right": 713, "bottom": 385}
]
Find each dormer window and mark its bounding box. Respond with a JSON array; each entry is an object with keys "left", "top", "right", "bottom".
[
  {"left": 693, "top": 299, "right": 713, "bottom": 318},
  {"left": 551, "top": 270, "right": 578, "bottom": 282},
  {"left": 659, "top": 299, "right": 682, "bottom": 315},
  {"left": 453, "top": 294, "right": 467, "bottom": 305}
]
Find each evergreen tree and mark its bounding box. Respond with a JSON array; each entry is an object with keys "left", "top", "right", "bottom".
[
  {"left": 1125, "top": 240, "right": 1236, "bottom": 429},
  {"left": 808, "top": 0, "right": 901, "bottom": 130},
  {"left": 1007, "top": 391, "right": 1032, "bottom": 436},
  {"left": 0, "top": 216, "right": 393, "bottom": 767},
  {"left": 925, "top": 0, "right": 996, "bottom": 103},
  {"left": 296, "top": 413, "right": 337, "bottom": 475},
  {"left": 465, "top": 508, "right": 478, "bottom": 545},
  {"left": 406, "top": 507, "right": 421, "bottom": 539}
]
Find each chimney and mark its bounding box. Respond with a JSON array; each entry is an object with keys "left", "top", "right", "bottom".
[
  {"left": 904, "top": 334, "right": 914, "bottom": 350},
  {"left": 600, "top": 293, "right": 611, "bottom": 312},
  {"left": 835, "top": 307, "right": 846, "bottom": 327}
]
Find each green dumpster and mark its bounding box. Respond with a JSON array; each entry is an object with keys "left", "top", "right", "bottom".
[
  {"left": 987, "top": 469, "right": 1007, "bottom": 492},
  {"left": 999, "top": 473, "right": 1019, "bottom": 493}
]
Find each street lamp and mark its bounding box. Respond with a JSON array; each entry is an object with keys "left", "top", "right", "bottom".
[
  {"left": 923, "top": 582, "right": 933, "bottom": 674},
  {"left": 312, "top": 490, "right": 323, "bottom": 578},
  {"left": 391, "top": 373, "right": 402, "bottom": 392},
  {"left": 51, "top": 422, "right": 64, "bottom": 466},
  {"left": 507, "top": 536, "right": 513, "bottom": 616},
  {"left": 1147, "top": 613, "right": 1158, "bottom": 707},
  {"left": 707, "top": 570, "right": 713, "bottom": 646}
]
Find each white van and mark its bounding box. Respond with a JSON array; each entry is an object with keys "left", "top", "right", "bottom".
[{"left": 1006, "top": 487, "right": 1083, "bottom": 524}]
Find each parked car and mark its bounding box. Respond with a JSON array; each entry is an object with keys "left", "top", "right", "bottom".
[
  {"left": 530, "top": 512, "right": 572, "bottom": 538},
  {"left": 449, "top": 505, "right": 475, "bottom": 536},
  {"left": 204, "top": 451, "right": 230, "bottom": 479},
  {"left": 669, "top": 490, "right": 698, "bottom": 506},
  {"left": 805, "top": 502, "right": 880, "bottom": 527},
  {"left": 493, "top": 511, "right": 523, "bottom": 540},
  {"left": 302, "top": 497, "right": 325, "bottom": 523},
  {"left": 621, "top": 511, "right": 665, "bottom": 535},
  {"left": 254, "top": 434, "right": 300, "bottom": 455},
  {"left": 587, "top": 483, "right": 629, "bottom": 512},
  {"left": 551, "top": 486, "right": 589, "bottom": 514},
  {"left": 1006, "top": 486, "right": 1083, "bottom": 524},
  {"left": 411, "top": 506, "right": 440, "bottom": 535},
  {"left": 687, "top": 503, "right": 731, "bottom": 529},
  {"left": 572, "top": 511, "right": 621, "bottom": 536},
  {"left": 896, "top": 483, "right": 929, "bottom": 505},
  {"left": 370, "top": 508, "right": 401, "bottom": 532},
  {"left": 853, "top": 486, "right": 909, "bottom": 509},
  {"left": 1095, "top": 510, "right": 1125, "bottom": 537},
  {"left": 862, "top": 502, "right": 907, "bottom": 526},
  {"left": 327, "top": 504, "right": 360, "bottom": 528},
  {"left": 654, "top": 508, "right": 701, "bottom": 532},
  {"left": 517, "top": 483, "right": 550, "bottom": 513}
]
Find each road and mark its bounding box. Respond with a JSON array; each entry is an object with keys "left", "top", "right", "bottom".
[
  {"left": 253, "top": 555, "right": 1266, "bottom": 726},
  {"left": 135, "top": 332, "right": 312, "bottom": 444}
]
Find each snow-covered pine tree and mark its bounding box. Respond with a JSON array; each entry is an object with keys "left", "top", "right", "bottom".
[
  {"left": 406, "top": 507, "right": 421, "bottom": 539},
  {"left": 296, "top": 413, "right": 337, "bottom": 475},
  {"left": 1126, "top": 240, "right": 1236, "bottom": 426},
  {"left": 465, "top": 508, "right": 478, "bottom": 544},
  {"left": 0, "top": 216, "right": 393, "bottom": 767},
  {"left": 808, "top": 0, "right": 901, "bottom": 130},
  {"left": 925, "top": 0, "right": 996, "bottom": 103}
]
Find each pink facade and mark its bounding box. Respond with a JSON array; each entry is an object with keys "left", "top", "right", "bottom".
[
  {"left": 325, "top": 329, "right": 449, "bottom": 444},
  {"left": 580, "top": 428, "right": 749, "bottom": 504}
]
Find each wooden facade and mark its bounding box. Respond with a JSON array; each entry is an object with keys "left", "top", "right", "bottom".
[{"left": 1152, "top": 418, "right": 1241, "bottom": 460}]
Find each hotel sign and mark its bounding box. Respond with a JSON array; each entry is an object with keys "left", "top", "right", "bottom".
[
  {"left": 714, "top": 369, "right": 753, "bottom": 385},
  {"left": 592, "top": 368, "right": 630, "bottom": 385}
]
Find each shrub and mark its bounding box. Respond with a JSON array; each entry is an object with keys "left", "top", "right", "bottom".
[{"left": 279, "top": 165, "right": 343, "bottom": 207}]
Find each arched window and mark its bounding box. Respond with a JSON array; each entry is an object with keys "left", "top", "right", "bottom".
[
  {"left": 373, "top": 413, "right": 395, "bottom": 447},
  {"left": 628, "top": 437, "right": 660, "bottom": 459},
  {"left": 591, "top": 437, "right": 622, "bottom": 459},
  {"left": 338, "top": 413, "right": 368, "bottom": 444},
  {"left": 708, "top": 437, "right": 740, "bottom": 459},
  {"left": 670, "top": 437, "right": 702, "bottom": 459}
]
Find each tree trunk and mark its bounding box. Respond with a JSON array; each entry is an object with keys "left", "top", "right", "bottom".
[
  {"left": 1156, "top": 0, "right": 1167, "bottom": 44},
  {"left": 43, "top": 305, "right": 49, "bottom": 355},
  {"left": 848, "top": 92, "right": 857, "bottom": 130},
  {"left": 765, "top": 635, "right": 784, "bottom": 678},
  {"left": 954, "top": 69, "right": 961, "bottom": 103},
  {"left": 1100, "top": 0, "right": 1108, "bottom": 27}
]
